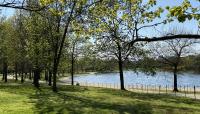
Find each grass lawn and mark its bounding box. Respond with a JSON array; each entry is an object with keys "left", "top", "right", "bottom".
[{"left": 0, "top": 82, "right": 200, "bottom": 114}]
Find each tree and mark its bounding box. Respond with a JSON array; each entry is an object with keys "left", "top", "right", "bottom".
[
  {"left": 39, "top": 0, "right": 102, "bottom": 91},
  {"left": 24, "top": 10, "right": 51, "bottom": 87},
  {"left": 150, "top": 28, "right": 198, "bottom": 91},
  {"left": 88, "top": 0, "right": 165, "bottom": 90},
  {"left": 0, "top": 0, "right": 199, "bottom": 92},
  {"left": 14, "top": 10, "right": 29, "bottom": 83},
  {"left": 129, "top": 0, "right": 200, "bottom": 45},
  {"left": 0, "top": 18, "right": 16, "bottom": 82},
  {"left": 67, "top": 33, "right": 87, "bottom": 85}
]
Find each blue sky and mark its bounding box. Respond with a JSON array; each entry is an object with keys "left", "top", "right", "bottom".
[
  {"left": 0, "top": 0, "right": 199, "bottom": 51},
  {"left": 0, "top": 0, "right": 199, "bottom": 36},
  {"left": 141, "top": 0, "right": 200, "bottom": 37}
]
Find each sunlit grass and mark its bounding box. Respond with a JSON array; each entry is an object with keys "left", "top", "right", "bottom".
[{"left": 0, "top": 81, "right": 200, "bottom": 114}]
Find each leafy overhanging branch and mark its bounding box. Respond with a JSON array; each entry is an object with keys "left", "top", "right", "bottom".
[{"left": 0, "top": 0, "right": 46, "bottom": 11}]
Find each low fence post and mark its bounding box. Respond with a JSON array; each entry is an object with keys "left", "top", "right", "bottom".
[{"left": 81, "top": 82, "right": 199, "bottom": 99}]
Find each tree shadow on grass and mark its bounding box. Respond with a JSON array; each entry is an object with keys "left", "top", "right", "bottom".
[
  {"left": 99, "top": 88, "right": 199, "bottom": 101},
  {"left": 29, "top": 88, "right": 153, "bottom": 114},
  {"left": 98, "top": 88, "right": 200, "bottom": 112},
  {"left": 2, "top": 84, "right": 199, "bottom": 114}
]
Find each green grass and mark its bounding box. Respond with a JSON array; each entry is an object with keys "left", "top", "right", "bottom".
[{"left": 0, "top": 82, "right": 200, "bottom": 114}]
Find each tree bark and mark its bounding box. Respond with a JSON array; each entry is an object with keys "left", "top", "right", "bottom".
[
  {"left": 52, "top": 69, "right": 57, "bottom": 91},
  {"left": 21, "top": 63, "right": 24, "bottom": 83},
  {"left": 33, "top": 68, "right": 40, "bottom": 88},
  {"left": 173, "top": 65, "right": 178, "bottom": 92},
  {"left": 45, "top": 70, "right": 48, "bottom": 82},
  {"left": 21, "top": 72, "right": 24, "bottom": 83},
  {"left": 2, "top": 73, "right": 4, "bottom": 81},
  {"left": 48, "top": 70, "right": 52, "bottom": 86},
  {"left": 71, "top": 54, "right": 74, "bottom": 86},
  {"left": 71, "top": 45, "right": 75, "bottom": 86},
  {"left": 51, "top": 1, "right": 77, "bottom": 92},
  {"left": 29, "top": 70, "right": 32, "bottom": 80},
  {"left": 131, "top": 34, "right": 200, "bottom": 45},
  {"left": 117, "top": 42, "right": 125, "bottom": 90},
  {"left": 3, "top": 61, "right": 7, "bottom": 83},
  {"left": 52, "top": 49, "right": 58, "bottom": 92},
  {"left": 15, "top": 63, "right": 18, "bottom": 81}
]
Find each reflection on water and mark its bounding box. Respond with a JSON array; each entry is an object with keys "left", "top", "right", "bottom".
[{"left": 72, "top": 71, "right": 200, "bottom": 87}]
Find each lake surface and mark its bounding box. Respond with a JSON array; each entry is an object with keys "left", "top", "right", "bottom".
[{"left": 70, "top": 71, "right": 200, "bottom": 87}]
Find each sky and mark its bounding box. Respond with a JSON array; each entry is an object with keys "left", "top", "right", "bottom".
[
  {"left": 0, "top": 0, "right": 199, "bottom": 50},
  {"left": 0, "top": 0, "right": 199, "bottom": 32},
  {"left": 1, "top": 8, "right": 14, "bottom": 17},
  {"left": 141, "top": 0, "right": 200, "bottom": 36}
]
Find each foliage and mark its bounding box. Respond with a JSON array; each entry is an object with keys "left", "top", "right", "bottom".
[
  {"left": 0, "top": 0, "right": 199, "bottom": 90},
  {"left": 167, "top": 0, "right": 200, "bottom": 24}
]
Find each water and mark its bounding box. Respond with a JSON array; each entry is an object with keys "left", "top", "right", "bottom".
[{"left": 71, "top": 71, "right": 200, "bottom": 87}]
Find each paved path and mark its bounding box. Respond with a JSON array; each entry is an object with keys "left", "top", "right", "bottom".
[
  {"left": 59, "top": 77, "right": 200, "bottom": 99},
  {"left": 3, "top": 76, "right": 200, "bottom": 99}
]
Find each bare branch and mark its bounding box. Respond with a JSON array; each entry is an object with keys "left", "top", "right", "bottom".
[{"left": 130, "top": 34, "right": 200, "bottom": 45}]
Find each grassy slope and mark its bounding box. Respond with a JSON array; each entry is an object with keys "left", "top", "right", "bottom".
[{"left": 0, "top": 82, "right": 200, "bottom": 114}]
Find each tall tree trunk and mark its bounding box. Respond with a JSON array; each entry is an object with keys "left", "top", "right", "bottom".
[
  {"left": 29, "top": 70, "right": 32, "bottom": 80},
  {"left": 3, "top": 61, "right": 7, "bottom": 83},
  {"left": 173, "top": 65, "right": 178, "bottom": 92},
  {"left": 48, "top": 70, "right": 52, "bottom": 86},
  {"left": 52, "top": 20, "right": 59, "bottom": 92},
  {"left": 21, "top": 72, "right": 24, "bottom": 83},
  {"left": 52, "top": 1, "right": 77, "bottom": 92},
  {"left": 52, "top": 69, "right": 57, "bottom": 91},
  {"left": 71, "top": 54, "right": 74, "bottom": 86},
  {"left": 21, "top": 63, "right": 24, "bottom": 83},
  {"left": 45, "top": 70, "right": 48, "bottom": 82},
  {"left": 25, "top": 72, "right": 28, "bottom": 79},
  {"left": 33, "top": 68, "right": 40, "bottom": 88},
  {"left": 117, "top": 42, "right": 125, "bottom": 90},
  {"left": 71, "top": 45, "right": 75, "bottom": 86},
  {"left": 2, "top": 70, "right": 5, "bottom": 81},
  {"left": 15, "top": 63, "right": 18, "bottom": 81},
  {"left": 52, "top": 56, "right": 58, "bottom": 92}
]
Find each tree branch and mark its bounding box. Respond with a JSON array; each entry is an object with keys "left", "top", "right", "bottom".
[
  {"left": 0, "top": 1, "right": 46, "bottom": 11},
  {"left": 130, "top": 34, "right": 200, "bottom": 45}
]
